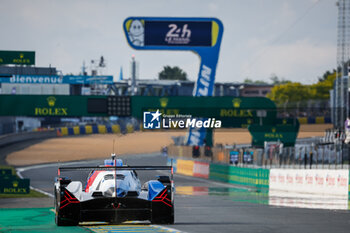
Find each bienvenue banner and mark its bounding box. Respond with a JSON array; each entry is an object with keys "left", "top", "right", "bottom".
[{"left": 0, "top": 75, "right": 114, "bottom": 84}]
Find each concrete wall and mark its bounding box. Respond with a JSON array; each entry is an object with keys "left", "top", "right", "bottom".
[{"left": 0, "top": 131, "right": 56, "bottom": 148}]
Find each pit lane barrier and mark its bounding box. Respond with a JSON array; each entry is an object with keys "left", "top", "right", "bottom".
[
  {"left": 167, "top": 147, "right": 350, "bottom": 201},
  {"left": 167, "top": 158, "right": 269, "bottom": 189},
  {"left": 269, "top": 168, "right": 349, "bottom": 196}
]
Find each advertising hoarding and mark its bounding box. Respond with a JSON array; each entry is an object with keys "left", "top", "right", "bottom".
[
  {"left": 0, "top": 75, "right": 114, "bottom": 84},
  {"left": 0, "top": 50, "right": 35, "bottom": 65}
]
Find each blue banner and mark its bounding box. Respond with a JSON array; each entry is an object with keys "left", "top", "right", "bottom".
[
  {"left": 64, "top": 75, "right": 114, "bottom": 84},
  {"left": 124, "top": 17, "right": 224, "bottom": 146},
  {"left": 144, "top": 21, "right": 212, "bottom": 47},
  {"left": 0, "top": 75, "right": 114, "bottom": 84}
]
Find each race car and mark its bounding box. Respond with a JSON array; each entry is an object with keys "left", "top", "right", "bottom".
[{"left": 54, "top": 157, "right": 174, "bottom": 226}]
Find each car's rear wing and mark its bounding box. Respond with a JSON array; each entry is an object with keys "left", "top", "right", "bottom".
[
  {"left": 58, "top": 164, "right": 174, "bottom": 181},
  {"left": 58, "top": 166, "right": 172, "bottom": 171}
]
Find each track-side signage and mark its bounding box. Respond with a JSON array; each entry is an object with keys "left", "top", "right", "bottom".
[
  {"left": 0, "top": 50, "right": 35, "bottom": 65},
  {"left": 0, "top": 75, "right": 114, "bottom": 84}
]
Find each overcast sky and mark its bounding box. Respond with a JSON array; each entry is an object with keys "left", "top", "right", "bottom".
[{"left": 0, "top": 0, "right": 338, "bottom": 84}]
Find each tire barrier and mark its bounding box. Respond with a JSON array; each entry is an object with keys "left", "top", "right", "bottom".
[
  {"left": 297, "top": 117, "right": 331, "bottom": 124},
  {"left": 126, "top": 124, "right": 134, "bottom": 133},
  {"left": 56, "top": 124, "right": 124, "bottom": 137}
]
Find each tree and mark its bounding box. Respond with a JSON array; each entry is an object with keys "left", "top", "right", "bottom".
[
  {"left": 158, "top": 66, "right": 188, "bottom": 81},
  {"left": 243, "top": 74, "right": 289, "bottom": 85},
  {"left": 318, "top": 69, "right": 336, "bottom": 82},
  {"left": 267, "top": 82, "right": 311, "bottom": 106},
  {"left": 243, "top": 78, "right": 254, "bottom": 84},
  {"left": 243, "top": 78, "right": 268, "bottom": 84},
  {"left": 270, "top": 74, "right": 290, "bottom": 85},
  {"left": 310, "top": 71, "right": 337, "bottom": 99},
  {"left": 267, "top": 70, "right": 337, "bottom": 106}
]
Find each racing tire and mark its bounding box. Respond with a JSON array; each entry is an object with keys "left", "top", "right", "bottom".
[
  {"left": 55, "top": 209, "right": 79, "bottom": 226},
  {"left": 152, "top": 176, "right": 174, "bottom": 224},
  {"left": 54, "top": 188, "right": 78, "bottom": 226},
  {"left": 151, "top": 206, "right": 174, "bottom": 224}
]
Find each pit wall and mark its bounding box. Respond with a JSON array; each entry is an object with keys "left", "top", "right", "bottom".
[
  {"left": 56, "top": 124, "right": 134, "bottom": 136},
  {"left": 210, "top": 164, "right": 269, "bottom": 189},
  {"left": 269, "top": 169, "right": 349, "bottom": 196},
  {"left": 167, "top": 158, "right": 269, "bottom": 189},
  {"left": 168, "top": 157, "right": 350, "bottom": 201}
]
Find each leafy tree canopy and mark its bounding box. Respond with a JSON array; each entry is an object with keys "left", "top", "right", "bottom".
[
  {"left": 158, "top": 66, "right": 188, "bottom": 81},
  {"left": 270, "top": 74, "right": 290, "bottom": 85},
  {"left": 243, "top": 78, "right": 269, "bottom": 85},
  {"left": 243, "top": 74, "right": 290, "bottom": 85},
  {"left": 267, "top": 70, "right": 337, "bottom": 105}
]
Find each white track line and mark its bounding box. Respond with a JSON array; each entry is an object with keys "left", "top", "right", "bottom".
[
  {"left": 16, "top": 159, "right": 107, "bottom": 198},
  {"left": 16, "top": 169, "right": 54, "bottom": 198}
]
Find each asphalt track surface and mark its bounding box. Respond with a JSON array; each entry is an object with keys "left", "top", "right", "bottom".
[{"left": 13, "top": 153, "right": 350, "bottom": 233}]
